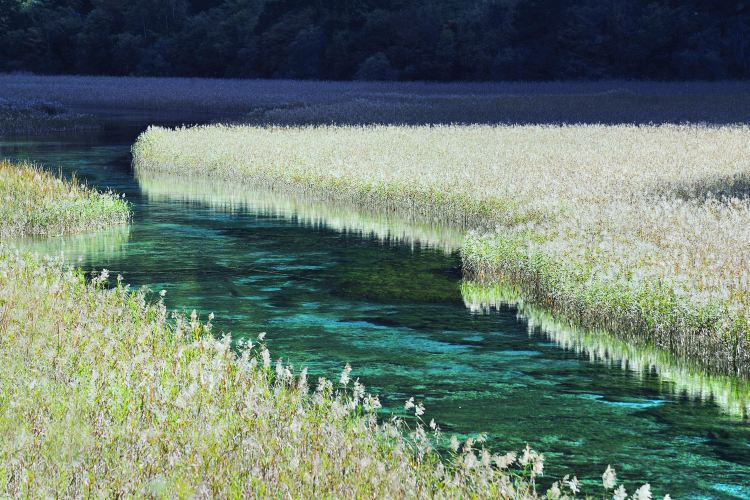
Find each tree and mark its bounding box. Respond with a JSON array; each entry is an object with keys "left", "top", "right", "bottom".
[
  {"left": 354, "top": 52, "right": 398, "bottom": 81},
  {"left": 0, "top": 0, "right": 748, "bottom": 80}
]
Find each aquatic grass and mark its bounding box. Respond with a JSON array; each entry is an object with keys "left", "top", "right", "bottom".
[
  {"left": 133, "top": 124, "right": 550, "bottom": 228},
  {"left": 0, "top": 247, "right": 657, "bottom": 497},
  {"left": 0, "top": 160, "right": 131, "bottom": 238},
  {"left": 133, "top": 123, "right": 750, "bottom": 376}
]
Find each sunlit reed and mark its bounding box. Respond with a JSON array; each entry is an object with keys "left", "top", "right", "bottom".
[
  {"left": 133, "top": 123, "right": 750, "bottom": 375},
  {"left": 0, "top": 160, "right": 130, "bottom": 238},
  {"left": 0, "top": 247, "right": 659, "bottom": 498}
]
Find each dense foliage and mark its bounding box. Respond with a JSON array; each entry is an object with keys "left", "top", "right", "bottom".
[{"left": 2, "top": 0, "right": 748, "bottom": 80}]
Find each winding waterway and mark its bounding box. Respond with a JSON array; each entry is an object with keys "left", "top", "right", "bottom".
[{"left": 2, "top": 123, "right": 749, "bottom": 498}]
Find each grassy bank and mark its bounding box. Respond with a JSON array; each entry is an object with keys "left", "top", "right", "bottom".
[
  {"left": 0, "top": 161, "right": 130, "bottom": 238},
  {"left": 0, "top": 246, "right": 653, "bottom": 498},
  {"left": 133, "top": 123, "right": 750, "bottom": 376},
  {"left": 0, "top": 98, "right": 97, "bottom": 136}
]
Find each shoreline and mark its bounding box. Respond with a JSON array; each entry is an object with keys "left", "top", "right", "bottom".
[{"left": 132, "top": 123, "right": 750, "bottom": 378}]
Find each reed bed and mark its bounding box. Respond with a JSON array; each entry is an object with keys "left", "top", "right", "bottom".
[
  {"left": 134, "top": 123, "right": 750, "bottom": 376},
  {"left": 2, "top": 75, "right": 750, "bottom": 125},
  {"left": 0, "top": 161, "right": 130, "bottom": 238},
  {"left": 0, "top": 246, "right": 656, "bottom": 498},
  {"left": 0, "top": 98, "right": 97, "bottom": 135},
  {"left": 0, "top": 161, "right": 130, "bottom": 239},
  {"left": 136, "top": 171, "right": 465, "bottom": 253},
  {"left": 461, "top": 280, "right": 750, "bottom": 419}
]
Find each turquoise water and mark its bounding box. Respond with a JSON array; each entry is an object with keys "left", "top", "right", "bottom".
[{"left": 2, "top": 127, "right": 749, "bottom": 498}]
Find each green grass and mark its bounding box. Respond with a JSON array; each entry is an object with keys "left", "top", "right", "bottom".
[{"left": 0, "top": 160, "right": 130, "bottom": 238}]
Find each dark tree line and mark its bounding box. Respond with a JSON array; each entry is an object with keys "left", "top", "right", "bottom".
[{"left": 2, "top": 0, "right": 749, "bottom": 80}]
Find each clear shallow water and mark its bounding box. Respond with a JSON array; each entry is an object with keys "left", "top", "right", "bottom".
[{"left": 2, "top": 127, "right": 750, "bottom": 498}]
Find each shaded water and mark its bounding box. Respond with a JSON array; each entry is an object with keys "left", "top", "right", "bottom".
[{"left": 2, "top": 126, "right": 749, "bottom": 498}]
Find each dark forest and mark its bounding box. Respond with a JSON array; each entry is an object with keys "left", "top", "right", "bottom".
[{"left": 2, "top": 0, "right": 749, "bottom": 80}]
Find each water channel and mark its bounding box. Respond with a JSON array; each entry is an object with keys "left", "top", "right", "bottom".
[{"left": 2, "top": 122, "right": 749, "bottom": 498}]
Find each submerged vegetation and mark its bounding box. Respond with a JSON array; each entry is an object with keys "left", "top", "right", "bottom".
[
  {"left": 0, "top": 247, "right": 658, "bottom": 497},
  {"left": 0, "top": 161, "right": 130, "bottom": 238},
  {"left": 134, "top": 123, "right": 750, "bottom": 376}
]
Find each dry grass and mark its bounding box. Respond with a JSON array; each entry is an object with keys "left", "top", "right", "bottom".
[
  {"left": 133, "top": 123, "right": 750, "bottom": 375},
  {"left": 0, "top": 161, "right": 130, "bottom": 238}
]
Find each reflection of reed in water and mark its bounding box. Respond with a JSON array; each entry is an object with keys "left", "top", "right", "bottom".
[
  {"left": 136, "top": 172, "right": 466, "bottom": 253},
  {"left": 461, "top": 280, "right": 750, "bottom": 419},
  {"left": 7, "top": 224, "right": 131, "bottom": 264}
]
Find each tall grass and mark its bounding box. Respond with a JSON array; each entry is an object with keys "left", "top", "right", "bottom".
[
  {"left": 462, "top": 280, "right": 750, "bottom": 419},
  {"left": 2, "top": 74, "right": 749, "bottom": 125},
  {"left": 133, "top": 123, "right": 750, "bottom": 376},
  {"left": 0, "top": 98, "right": 97, "bottom": 135},
  {"left": 0, "top": 247, "right": 655, "bottom": 498},
  {"left": 0, "top": 160, "right": 130, "bottom": 238},
  {"left": 136, "top": 171, "right": 465, "bottom": 252}
]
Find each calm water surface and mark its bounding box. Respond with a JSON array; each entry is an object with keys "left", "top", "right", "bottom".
[{"left": 2, "top": 125, "right": 749, "bottom": 498}]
